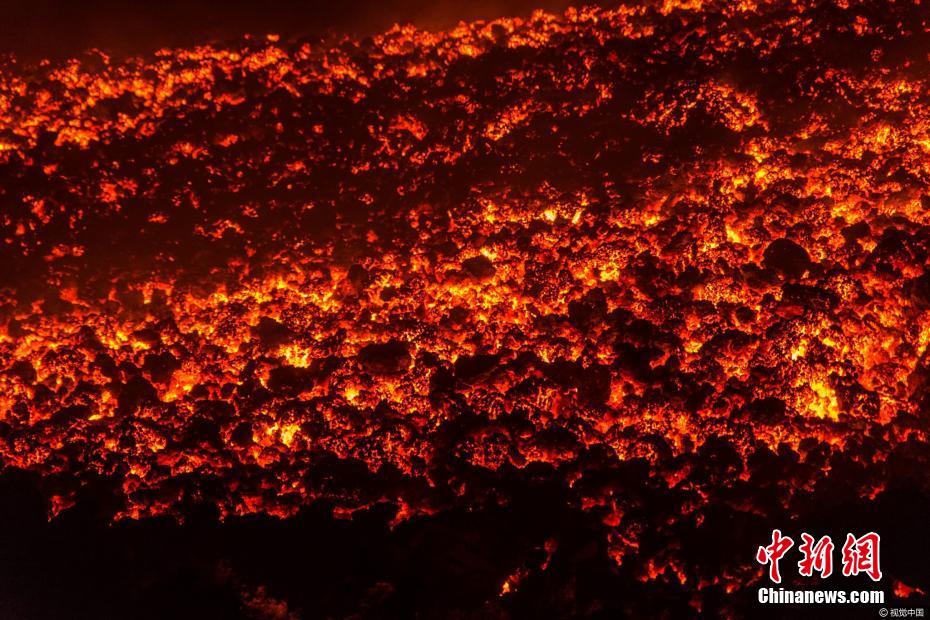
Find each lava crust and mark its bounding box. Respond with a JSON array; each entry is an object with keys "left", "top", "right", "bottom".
[{"left": 1, "top": 1, "right": 930, "bottom": 617}]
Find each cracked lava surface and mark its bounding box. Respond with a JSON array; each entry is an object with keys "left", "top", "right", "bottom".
[{"left": 1, "top": 1, "right": 930, "bottom": 617}]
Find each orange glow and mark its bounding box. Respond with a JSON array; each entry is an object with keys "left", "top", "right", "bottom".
[{"left": 0, "top": 1, "right": 927, "bottom": 611}]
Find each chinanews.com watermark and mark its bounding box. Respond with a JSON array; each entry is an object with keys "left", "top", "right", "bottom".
[
  {"left": 758, "top": 587, "right": 885, "bottom": 604},
  {"left": 754, "top": 529, "right": 925, "bottom": 616}
]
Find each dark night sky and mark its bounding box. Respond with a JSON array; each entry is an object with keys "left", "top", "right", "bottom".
[{"left": 0, "top": 0, "right": 604, "bottom": 60}]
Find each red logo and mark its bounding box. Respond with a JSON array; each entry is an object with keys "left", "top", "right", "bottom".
[
  {"left": 756, "top": 529, "right": 794, "bottom": 583},
  {"left": 756, "top": 530, "right": 881, "bottom": 583},
  {"left": 798, "top": 533, "right": 834, "bottom": 578},
  {"left": 841, "top": 532, "right": 882, "bottom": 582}
]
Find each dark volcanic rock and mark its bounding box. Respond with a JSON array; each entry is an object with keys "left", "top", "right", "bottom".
[
  {"left": 762, "top": 238, "right": 811, "bottom": 279},
  {"left": 461, "top": 255, "right": 495, "bottom": 279},
  {"left": 358, "top": 340, "right": 412, "bottom": 374}
]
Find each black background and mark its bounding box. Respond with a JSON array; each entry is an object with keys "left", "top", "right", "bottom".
[{"left": 0, "top": 0, "right": 596, "bottom": 61}]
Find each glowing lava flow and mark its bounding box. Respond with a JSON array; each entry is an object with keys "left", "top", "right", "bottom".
[{"left": 1, "top": 0, "right": 930, "bottom": 611}]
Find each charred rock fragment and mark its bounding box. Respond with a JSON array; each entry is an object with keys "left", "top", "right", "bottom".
[
  {"left": 762, "top": 238, "right": 811, "bottom": 279},
  {"left": 358, "top": 340, "right": 412, "bottom": 375}
]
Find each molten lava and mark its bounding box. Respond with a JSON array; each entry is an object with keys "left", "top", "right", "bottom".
[{"left": 1, "top": 0, "right": 929, "bottom": 615}]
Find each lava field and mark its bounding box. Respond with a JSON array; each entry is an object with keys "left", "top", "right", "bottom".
[{"left": 1, "top": 1, "right": 929, "bottom": 617}]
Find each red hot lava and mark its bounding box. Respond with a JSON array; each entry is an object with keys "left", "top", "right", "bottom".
[{"left": 1, "top": 1, "right": 930, "bottom": 617}]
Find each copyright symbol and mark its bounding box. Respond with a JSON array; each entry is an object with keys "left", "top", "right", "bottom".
[{"left": 879, "top": 609, "right": 888, "bottom": 617}]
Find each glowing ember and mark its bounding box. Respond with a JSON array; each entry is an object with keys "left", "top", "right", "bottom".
[{"left": 1, "top": 0, "right": 929, "bottom": 615}]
